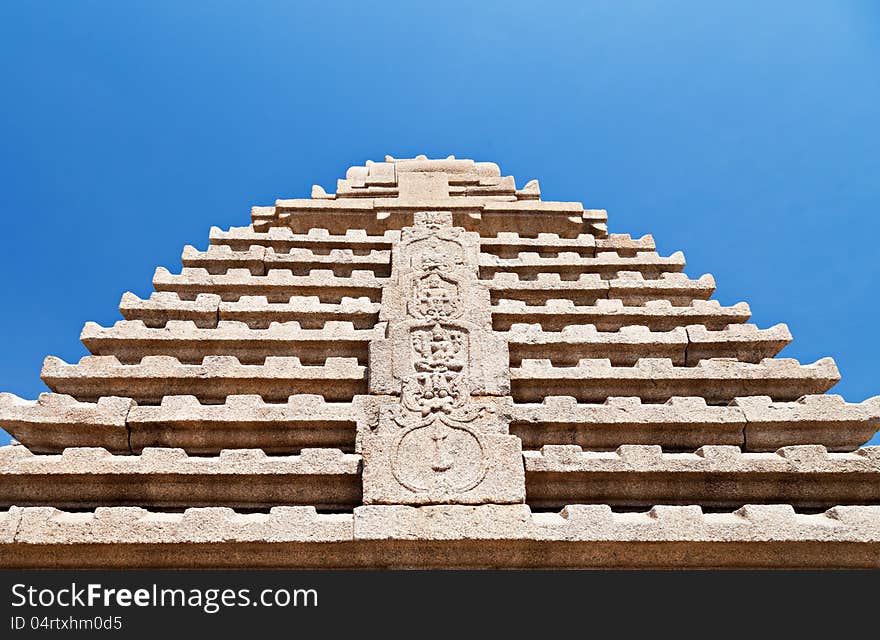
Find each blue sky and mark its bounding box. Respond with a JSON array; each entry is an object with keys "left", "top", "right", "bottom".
[{"left": 1, "top": 1, "right": 878, "bottom": 446}]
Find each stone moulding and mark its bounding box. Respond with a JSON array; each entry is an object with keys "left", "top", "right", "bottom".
[
  {"left": 2, "top": 154, "right": 879, "bottom": 569},
  {"left": 1, "top": 504, "right": 878, "bottom": 569},
  {"left": 0, "top": 446, "right": 362, "bottom": 510},
  {"left": 524, "top": 444, "right": 880, "bottom": 509}
]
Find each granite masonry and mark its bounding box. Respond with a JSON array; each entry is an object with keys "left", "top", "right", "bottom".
[{"left": 1, "top": 155, "right": 878, "bottom": 568}]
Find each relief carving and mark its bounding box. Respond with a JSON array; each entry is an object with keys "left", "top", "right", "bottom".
[
  {"left": 409, "top": 273, "right": 462, "bottom": 320},
  {"left": 362, "top": 211, "right": 524, "bottom": 504}
]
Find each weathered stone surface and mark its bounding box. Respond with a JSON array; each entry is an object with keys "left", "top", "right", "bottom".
[
  {"left": 362, "top": 210, "right": 525, "bottom": 504},
  {"left": 154, "top": 266, "right": 386, "bottom": 302},
  {"left": 484, "top": 271, "right": 715, "bottom": 306},
  {"left": 352, "top": 503, "right": 880, "bottom": 543},
  {"left": 505, "top": 325, "right": 688, "bottom": 366},
  {"left": 0, "top": 446, "right": 361, "bottom": 510},
  {"left": 210, "top": 225, "right": 399, "bottom": 252},
  {"left": 362, "top": 429, "right": 524, "bottom": 505},
  {"left": 479, "top": 250, "right": 685, "bottom": 280},
  {"left": 523, "top": 444, "right": 880, "bottom": 509},
  {"left": 508, "top": 394, "right": 880, "bottom": 453},
  {"left": 8, "top": 506, "right": 352, "bottom": 544},
  {"left": 120, "top": 291, "right": 221, "bottom": 328},
  {"left": 2, "top": 504, "right": 878, "bottom": 568},
  {"left": 492, "top": 298, "right": 753, "bottom": 332},
  {"left": 510, "top": 396, "right": 747, "bottom": 450},
  {"left": 685, "top": 323, "right": 792, "bottom": 363},
  {"left": 0, "top": 394, "right": 133, "bottom": 454},
  {"left": 218, "top": 295, "right": 379, "bottom": 329},
  {"left": 129, "top": 394, "right": 379, "bottom": 454},
  {"left": 182, "top": 244, "right": 267, "bottom": 274},
  {"left": 81, "top": 319, "right": 382, "bottom": 364},
  {"left": 735, "top": 395, "right": 880, "bottom": 451},
  {"left": 2, "top": 154, "right": 878, "bottom": 568},
  {"left": 42, "top": 355, "right": 366, "bottom": 403},
  {"left": 510, "top": 357, "right": 840, "bottom": 403}
]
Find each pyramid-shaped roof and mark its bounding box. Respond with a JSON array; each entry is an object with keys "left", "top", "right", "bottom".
[{"left": 1, "top": 155, "right": 878, "bottom": 568}]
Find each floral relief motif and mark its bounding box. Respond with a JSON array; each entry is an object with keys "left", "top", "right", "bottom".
[
  {"left": 384, "top": 213, "right": 496, "bottom": 497},
  {"left": 411, "top": 325, "right": 466, "bottom": 373},
  {"left": 409, "top": 272, "right": 461, "bottom": 320}
]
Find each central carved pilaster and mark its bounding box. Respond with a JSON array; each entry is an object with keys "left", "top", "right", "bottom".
[{"left": 362, "top": 211, "right": 525, "bottom": 504}]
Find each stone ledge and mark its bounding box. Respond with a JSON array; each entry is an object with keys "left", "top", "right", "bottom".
[
  {"left": 3, "top": 504, "right": 877, "bottom": 544},
  {"left": 0, "top": 446, "right": 361, "bottom": 475},
  {"left": 41, "top": 355, "right": 367, "bottom": 403},
  {"left": 2, "top": 504, "right": 878, "bottom": 568},
  {"left": 510, "top": 357, "right": 840, "bottom": 403},
  {"left": 523, "top": 444, "right": 880, "bottom": 472},
  {"left": 509, "top": 395, "right": 879, "bottom": 451},
  {"left": 0, "top": 393, "right": 133, "bottom": 454},
  {"left": 492, "top": 299, "right": 752, "bottom": 331}
]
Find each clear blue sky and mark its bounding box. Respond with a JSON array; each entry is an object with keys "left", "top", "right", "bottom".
[{"left": 1, "top": 2, "right": 878, "bottom": 446}]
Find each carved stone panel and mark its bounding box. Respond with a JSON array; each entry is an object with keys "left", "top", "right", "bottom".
[{"left": 362, "top": 211, "right": 524, "bottom": 504}]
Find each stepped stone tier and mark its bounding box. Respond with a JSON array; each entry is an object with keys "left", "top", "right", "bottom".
[{"left": 1, "top": 154, "right": 879, "bottom": 569}]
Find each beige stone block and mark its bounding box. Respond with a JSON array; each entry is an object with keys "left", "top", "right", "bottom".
[
  {"left": 523, "top": 444, "right": 880, "bottom": 509},
  {"left": 0, "top": 445, "right": 362, "bottom": 510},
  {"left": 153, "top": 266, "right": 386, "bottom": 303},
  {"left": 734, "top": 394, "right": 880, "bottom": 451},
  {"left": 685, "top": 323, "right": 792, "bottom": 363},
  {"left": 480, "top": 232, "right": 597, "bottom": 259},
  {"left": 81, "top": 319, "right": 381, "bottom": 365},
  {"left": 479, "top": 250, "right": 685, "bottom": 280},
  {"left": 510, "top": 357, "right": 840, "bottom": 403},
  {"left": 41, "top": 355, "right": 366, "bottom": 403},
  {"left": 509, "top": 396, "right": 747, "bottom": 450},
  {"left": 182, "top": 244, "right": 266, "bottom": 275},
  {"left": 492, "top": 298, "right": 753, "bottom": 332},
  {"left": 505, "top": 324, "right": 688, "bottom": 366},
  {"left": 362, "top": 432, "right": 523, "bottom": 505},
  {"left": 0, "top": 393, "right": 133, "bottom": 454},
  {"left": 209, "top": 224, "right": 398, "bottom": 252},
  {"left": 129, "top": 394, "right": 375, "bottom": 454},
  {"left": 119, "top": 291, "right": 220, "bottom": 328}
]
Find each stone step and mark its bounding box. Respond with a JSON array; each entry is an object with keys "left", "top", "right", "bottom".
[
  {"left": 120, "top": 291, "right": 380, "bottom": 329},
  {"left": 0, "top": 393, "right": 133, "bottom": 454},
  {"left": 510, "top": 357, "right": 840, "bottom": 403},
  {"left": 480, "top": 233, "right": 656, "bottom": 258},
  {"left": 479, "top": 251, "right": 685, "bottom": 280},
  {"left": 211, "top": 226, "right": 647, "bottom": 259},
  {"left": 266, "top": 199, "right": 607, "bottom": 238},
  {"left": 480, "top": 233, "right": 597, "bottom": 258},
  {"left": 181, "top": 244, "right": 266, "bottom": 274},
  {"left": 41, "top": 355, "right": 366, "bottom": 403},
  {"left": 0, "top": 446, "right": 361, "bottom": 510},
  {"left": 128, "top": 394, "right": 376, "bottom": 453},
  {"left": 181, "top": 244, "right": 392, "bottom": 277},
  {"left": 523, "top": 444, "right": 880, "bottom": 509},
  {"left": 503, "top": 323, "right": 789, "bottom": 366},
  {"left": 120, "top": 291, "right": 221, "bottom": 328},
  {"left": 210, "top": 225, "right": 399, "bottom": 252},
  {"left": 4, "top": 504, "right": 878, "bottom": 568},
  {"left": 0, "top": 393, "right": 373, "bottom": 454},
  {"left": 80, "top": 320, "right": 383, "bottom": 364},
  {"left": 505, "top": 325, "right": 688, "bottom": 366},
  {"left": 685, "top": 323, "right": 792, "bottom": 363},
  {"left": 153, "top": 267, "right": 386, "bottom": 303},
  {"left": 735, "top": 395, "right": 880, "bottom": 450},
  {"left": 509, "top": 395, "right": 880, "bottom": 452},
  {"left": 219, "top": 296, "right": 380, "bottom": 329},
  {"left": 491, "top": 299, "right": 752, "bottom": 331},
  {"left": 484, "top": 272, "right": 715, "bottom": 305}
]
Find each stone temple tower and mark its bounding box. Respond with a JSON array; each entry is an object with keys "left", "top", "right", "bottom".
[{"left": 1, "top": 155, "right": 878, "bottom": 568}]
